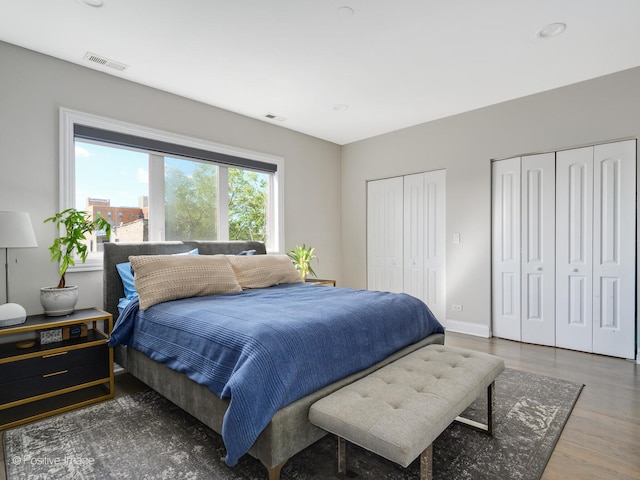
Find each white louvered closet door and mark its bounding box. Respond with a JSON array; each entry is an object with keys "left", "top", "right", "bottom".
[
  {"left": 592, "top": 140, "right": 635, "bottom": 358},
  {"left": 492, "top": 157, "right": 521, "bottom": 341},
  {"left": 367, "top": 176, "right": 404, "bottom": 293},
  {"left": 403, "top": 170, "right": 446, "bottom": 323},
  {"left": 521, "top": 153, "right": 556, "bottom": 346}
]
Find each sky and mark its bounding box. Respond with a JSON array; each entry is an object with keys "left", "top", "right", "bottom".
[
  {"left": 74, "top": 142, "right": 204, "bottom": 210},
  {"left": 75, "top": 141, "right": 149, "bottom": 209}
]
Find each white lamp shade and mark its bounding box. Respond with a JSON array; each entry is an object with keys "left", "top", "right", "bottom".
[{"left": 0, "top": 211, "right": 38, "bottom": 248}]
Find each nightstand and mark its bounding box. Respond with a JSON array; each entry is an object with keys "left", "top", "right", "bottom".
[
  {"left": 305, "top": 279, "right": 336, "bottom": 287},
  {"left": 0, "top": 308, "right": 114, "bottom": 430}
]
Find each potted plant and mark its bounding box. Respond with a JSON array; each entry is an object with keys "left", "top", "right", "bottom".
[
  {"left": 287, "top": 244, "right": 318, "bottom": 281},
  {"left": 41, "top": 208, "right": 111, "bottom": 316}
]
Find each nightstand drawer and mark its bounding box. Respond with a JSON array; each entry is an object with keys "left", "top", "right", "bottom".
[
  {"left": 0, "top": 344, "right": 107, "bottom": 384},
  {"left": 0, "top": 344, "right": 109, "bottom": 404}
]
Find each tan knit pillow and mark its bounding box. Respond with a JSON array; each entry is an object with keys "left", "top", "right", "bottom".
[
  {"left": 228, "top": 255, "right": 303, "bottom": 289},
  {"left": 130, "top": 254, "right": 242, "bottom": 310}
]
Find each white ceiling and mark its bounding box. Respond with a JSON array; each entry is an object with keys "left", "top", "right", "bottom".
[{"left": 2, "top": 0, "right": 640, "bottom": 145}]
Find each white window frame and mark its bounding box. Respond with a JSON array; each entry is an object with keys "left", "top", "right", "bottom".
[{"left": 59, "top": 108, "right": 285, "bottom": 272}]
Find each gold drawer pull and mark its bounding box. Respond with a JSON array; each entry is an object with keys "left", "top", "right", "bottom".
[
  {"left": 43, "top": 370, "right": 68, "bottom": 378},
  {"left": 42, "top": 352, "right": 68, "bottom": 359}
]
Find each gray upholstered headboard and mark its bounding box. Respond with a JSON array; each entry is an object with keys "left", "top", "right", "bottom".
[{"left": 103, "top": 241, "right": 267, "bottom": 317}]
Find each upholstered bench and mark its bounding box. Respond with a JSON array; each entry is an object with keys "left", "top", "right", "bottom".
[{"left": 308, "top": 344, "right": 505, "bottom": 479}]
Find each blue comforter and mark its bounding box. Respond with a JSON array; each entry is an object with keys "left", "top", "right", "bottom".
[{"left": 108, "top": 283, "right": 443, "bottom": 465}]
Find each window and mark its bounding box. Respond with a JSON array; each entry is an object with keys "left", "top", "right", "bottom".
[{"left": 60, "top": 108, "right": 284, "bottom": 271}]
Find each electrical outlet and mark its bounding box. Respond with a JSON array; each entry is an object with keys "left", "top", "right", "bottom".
[{"left": 452, "top": 304, "right": 463, "bottom": 312}]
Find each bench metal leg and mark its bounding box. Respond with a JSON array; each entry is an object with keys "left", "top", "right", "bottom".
[
  {"left": 336, "top": 436, "right": 434, "bottom": 479},
  {"left": 419, "top": 444, "right": 433, "bottom": 480},
  {"left": 337, "top": 436, "right": 347, "bottom": 475},
  {"left": 455, "top": 381, "right": 495, "bottom": 435}
]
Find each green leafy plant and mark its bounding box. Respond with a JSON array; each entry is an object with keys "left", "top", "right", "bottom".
[
  {"left": 44, "top": 208, "right": 111, "bottom": 288},
  {"left": 287, "top": 244, "right": 318, "bottom": 280}
]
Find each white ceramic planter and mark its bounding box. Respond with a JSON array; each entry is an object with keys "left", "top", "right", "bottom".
[{"left": 40, "top": 285, "right": 79, "bottom": 316}]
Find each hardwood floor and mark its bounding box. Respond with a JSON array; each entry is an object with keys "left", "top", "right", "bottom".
[
  {"left": 2, "top": 334, "right": 638, "bottom": 479},
  {"left": 445, "top": 332, "right": 640, "bottom": 480}
]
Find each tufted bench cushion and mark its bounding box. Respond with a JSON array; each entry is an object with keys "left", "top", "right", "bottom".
[{"left": 309, "top": 344, "right": 505, "bottom": 476}]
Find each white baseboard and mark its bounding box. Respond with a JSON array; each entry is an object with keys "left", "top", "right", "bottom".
[{"left": 444, "top": 319, "right": 491, "bottom": 338}]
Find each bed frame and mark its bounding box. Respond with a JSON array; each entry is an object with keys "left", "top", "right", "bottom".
[{"left": 103, "top": 241, "right": 445, "bottom": 480}]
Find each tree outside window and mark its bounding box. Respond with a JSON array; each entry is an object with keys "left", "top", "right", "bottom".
[{"left": 228, "top": 168, "right": 267, "bottom": 242}]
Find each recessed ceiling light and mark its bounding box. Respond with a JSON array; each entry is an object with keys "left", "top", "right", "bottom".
[
  {"left": 337, "top": 6, "right": 355, "bottom": 17},
  {"left": 537, "top": 22, "right": 566, "bottom": 39},
  {"left": 82, "top": 0, "right": 103, "bottom": 6},
  {"left": 333, "top": 104, "right": 349, "bottom": 112}
]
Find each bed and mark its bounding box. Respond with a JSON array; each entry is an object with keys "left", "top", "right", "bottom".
[{"left": 103, "top": 241, "right": 445, "bottom": 479}]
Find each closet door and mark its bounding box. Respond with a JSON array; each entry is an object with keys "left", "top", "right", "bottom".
[
  {"left": 403, "top": 174, "right": 426, "bottom": 300},
  {"left": 492, "top": 157, "right": 521, "bottom": 341},
  {"left": 367, "top": 177, "right": 404, "bottom": 292},
  {"left": 592, "top": 140, "right": 636, "bottom": 358},
  {"left": 521, "top": 153, "right": 556, "bottom": 346},
  {"left": 403, "top": 170, "right": 446, "bottom": 322},
  {"left": 493, "top": 140, "right": 635, "bottom": 357},
  {"left": 556, "top": 147, "right": 593, "bottom": 352}
]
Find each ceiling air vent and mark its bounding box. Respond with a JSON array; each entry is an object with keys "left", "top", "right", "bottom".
[
  {"left": 264, "top": 113, "right": 286, "bottom": 122},
  {"left": 83, "top": 52, "right": 128, "bottom": 71}
]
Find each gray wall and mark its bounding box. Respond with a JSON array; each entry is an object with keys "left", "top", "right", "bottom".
[
  {"left": 2, "top": 38, "right": 639, "bottom": 357},
  {"left": 341, "top": 66, "right": 640, "bottom": 343},
  {"left": 0, "top": 41, "right": 342, "bottom": 314}
]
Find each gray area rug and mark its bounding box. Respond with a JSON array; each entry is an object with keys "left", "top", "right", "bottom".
[{"left": 4, "top": 368, "right": 582, "bottom": 480}]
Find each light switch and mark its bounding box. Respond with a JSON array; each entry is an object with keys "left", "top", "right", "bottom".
[{"left": 453, "top": 233, "right": 460, "bottom": 244}]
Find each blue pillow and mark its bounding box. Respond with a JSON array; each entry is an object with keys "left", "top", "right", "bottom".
[
  {"left": 115, "top": 248, "right": 199, "bottom": 313},
  {"left": 237, "top": 249, "right": 257, "bottom": 256},
  {"left": 116, "top": 262, "right": 137, "bottom": 299},
  {"left": 116, "top": 262, "right": 137, "bottom": 314}
]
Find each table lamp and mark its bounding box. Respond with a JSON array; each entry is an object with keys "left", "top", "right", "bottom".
[{"left": 0, "top": 211, "right": 38, "bottom": 327}]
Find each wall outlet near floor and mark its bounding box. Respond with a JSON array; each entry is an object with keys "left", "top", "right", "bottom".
[{"left": 452, "top": 304, "right": 463, "bottom": 312}]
